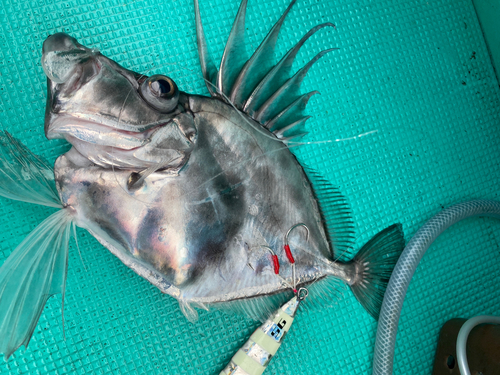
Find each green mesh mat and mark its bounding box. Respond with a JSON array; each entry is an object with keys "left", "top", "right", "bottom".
[{"left": 1, "top": 0, "right": 499, "bottom": 374}]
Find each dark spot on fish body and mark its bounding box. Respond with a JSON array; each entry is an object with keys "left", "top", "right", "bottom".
[
  {"left": 93, "top": 214, "right": 135, "bottom": 256},
  {"left": 185, "top": 115, "right": 247, "bottom": 222},
  {"left": 181, "top": 182, "right": 247, "bottom": 285},
  {"left": 188, "top": 232, "right": 228, "bottom": 283}
]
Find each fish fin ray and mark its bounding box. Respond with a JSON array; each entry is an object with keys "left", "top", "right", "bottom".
[
  {"left": 197, "top": 1, "right": 336, "bottom": 133},
  {"left": 274, "top": 116, "right": 311, "bottom": 139},
  {"left": 0, "top": 209, "right": 73, "bottom": 360},
  {"left": 266, "top": 91, "right": 318, "bottom": 131},
  {"left": 302, "top": 276, "right": 346, "bottom": 314},
  {"left": 243, "top": 23, "right": 335, "bottom": 114},
  {"left": 215, "top": 292, "right": 292, "bottom": 322},
  {"left": 302, "top": 166, "right": 356, "bottom": 262},
  {"left": 280, "top": 132, "right": 308, "bottom": 142},
  {"left": 0, "top": 131, "right": 62, "bottom": 208},
  {"left": 229, "top": 0, "right": 296, "bottom": 106},
  {"left": 194, "top": 0, "right": 218, "bottom": 96},
  {"left": 179, "top": 299, "right": 199, "bottom": 323},
  {"left": 216, "top": 277, "right": 346, "bottom": 321},
  {"left": 217, "top": 0, "right": 249, "bottom": 96},
  {"left": 350, "top": 224, "right": 405, "bottom": 320},
  {"left": 254, "top": 48, "right": 337, "bottom": 124}
]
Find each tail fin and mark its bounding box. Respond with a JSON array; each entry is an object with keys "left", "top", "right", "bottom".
[
  {"left": 0, "top": 131, "right": 62, "bottom": 208},
  {"left": 350, "top": 224, "right": 405, "bottom": 320},
  {"left": 0, "top": 132, "right": 74, "bottom": 359}
]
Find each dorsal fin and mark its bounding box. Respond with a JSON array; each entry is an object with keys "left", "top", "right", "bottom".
[
  {"left": 194, "top": 0, "right": 337, "bottom": 140},
  {"left": 229, "top": 0, "right": 296, "bottom": 107},
  {"left": 274, "top": 116, "right": 311, "bottom": 139},
  {"left": 243, "top": 23, "right": 334, "bottom": 114},
  {"left": 267, "top": 91, "right": 318, "bottom": 131},
  {"left": 254, "top": 48, "right": 336, "bottom": 124},
  {"left": 303, "top": 166, "right": 356, "bottom": 262}
]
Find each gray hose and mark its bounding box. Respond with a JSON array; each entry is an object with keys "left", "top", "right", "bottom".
[{"left": 372, "top": 200, "right": 500, "bottom": 375}]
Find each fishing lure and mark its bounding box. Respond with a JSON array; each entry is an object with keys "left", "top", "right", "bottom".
[
  {"left": 0, "top": 0, "right": 405, "bottom": 361},
  {"left": 220, "top": 288, "right": 308, "bottom": 375},
  {"left": 221, "top": 234, "right": 308, "bottom": 375}
]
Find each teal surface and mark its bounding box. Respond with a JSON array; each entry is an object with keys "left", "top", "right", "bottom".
[
  {"left": 472, "top": 0, "right": 500, "bottom": 80},
  {"left": 0, "top": 0, "right": 499, "bottom": 374}
]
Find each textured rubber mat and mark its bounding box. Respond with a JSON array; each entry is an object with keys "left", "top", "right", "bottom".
[{"left": 0, "top": 0, "right": 499, "bottom": 374}]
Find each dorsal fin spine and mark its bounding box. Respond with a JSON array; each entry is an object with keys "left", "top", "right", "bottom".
[
  {"left": 217, "top": 0, "right": 249, "bottom": 96},
  {"left": 267, "top": 91, "right": 319, "bottom": 131},
  {"left": 229, "top": 0, "right": 297, "bottom": 106},
  {"left": 274, "top": 116, "right": 311, "bottom": 138},
  {"left": 194, "top": 0, "right": 218, "bottom": 96},
  {"left": 243, "top": 23, "right": 335, "bottom": 114},
  {"left": 254, "top": 48, "right": 338, "bottom": 124},
  {"left": 194, "top": 1, "right": 337, "bottom": 141}
]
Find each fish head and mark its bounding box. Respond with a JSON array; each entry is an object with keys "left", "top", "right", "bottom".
[{"left": 42, "top": 33, "right": 196, "bottom": 170}]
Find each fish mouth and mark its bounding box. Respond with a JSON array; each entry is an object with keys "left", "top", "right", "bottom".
[{"left": 47, "top": 114, "right": 170, "bottom": 151}]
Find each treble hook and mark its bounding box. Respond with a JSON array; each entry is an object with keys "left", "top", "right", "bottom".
[{"left": 283, "top": 223, "right": 309, "bottom": 292}]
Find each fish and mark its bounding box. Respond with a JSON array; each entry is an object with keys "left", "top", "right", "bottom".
[{"left": 0, "top": 0, "right": 405, "bottom": 361}]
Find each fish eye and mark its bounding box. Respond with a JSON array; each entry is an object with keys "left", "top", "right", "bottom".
[
  {"left": 150, "top": 78, "right": 175, "bottom": 98},
  {"left": 140, "top": 74, "right": 179, "bottom": 113}
]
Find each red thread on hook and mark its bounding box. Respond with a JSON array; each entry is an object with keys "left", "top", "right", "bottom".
[
  {"left": 284, "top": 244, "right": 295, "bottom": 264},
  {"left": 271, "top": 255, "right": 280, "bottom": 274}
]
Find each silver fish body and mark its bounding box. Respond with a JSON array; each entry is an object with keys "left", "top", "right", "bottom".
[{"left": 54, "top": 92, "right": 350, "bottom": 305}]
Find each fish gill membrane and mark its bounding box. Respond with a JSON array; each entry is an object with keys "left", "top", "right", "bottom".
[{"left": 0, "top": 132, "right": 75, "bottom": 361}]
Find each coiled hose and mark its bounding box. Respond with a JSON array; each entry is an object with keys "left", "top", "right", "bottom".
[{"left": 372, "top": 200, "right": 500, "bottom": 375}]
